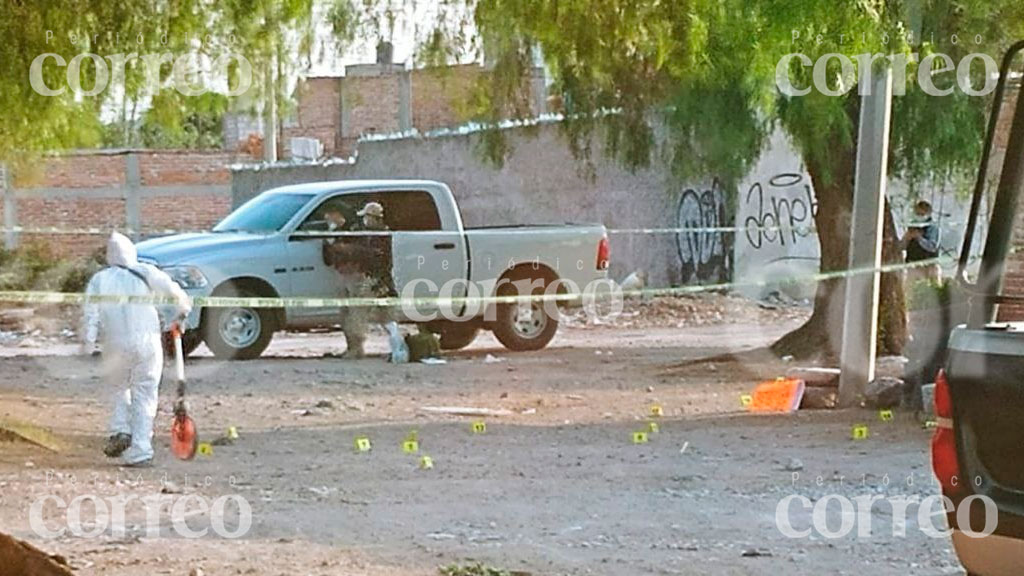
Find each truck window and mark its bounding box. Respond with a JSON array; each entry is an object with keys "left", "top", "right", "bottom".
[
  {"left": 298, "top": 191, "right": 441, "bottom": 232},
  {"left": 214, "top": 192, "right": 315, "bottom": 233},
  {"left": 378, "top": 191, "right": 442, "bottom": 231}
]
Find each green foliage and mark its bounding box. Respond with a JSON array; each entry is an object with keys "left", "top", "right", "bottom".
[
  {"left": 0, "top": 0, "right": 326, "bottom": 163},
  {"left": 906, "top": 277, "right": 952, "bottom": 311},
  {"left": 140, "top": 92, "right": 228, "bottom": 149},
  {"left": 0, "top": 243, "right": 102, "bottom": 293}
]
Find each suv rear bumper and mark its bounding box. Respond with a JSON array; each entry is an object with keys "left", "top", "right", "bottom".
[{"left": 953, "top": 529, "right": 1024, "bottom": 576}]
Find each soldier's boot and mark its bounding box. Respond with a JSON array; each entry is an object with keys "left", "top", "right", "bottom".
[{"left": 341, "top": 331, "right": 366, "bottom": 359}]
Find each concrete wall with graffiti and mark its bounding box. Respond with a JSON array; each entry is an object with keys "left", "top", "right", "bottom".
[
  {"left": 733, "top": 131, "right": 821, "bottom": 300},
  {"left": 233, "top": 122, "right": 974, "bottom": 298},
  {"left": 731, "top": 130, "right": 977, "bottom": 301}
]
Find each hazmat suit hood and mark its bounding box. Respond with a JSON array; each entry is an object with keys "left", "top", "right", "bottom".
[{"left": 107, "top": 232, "right": 138, "bottom": 267}]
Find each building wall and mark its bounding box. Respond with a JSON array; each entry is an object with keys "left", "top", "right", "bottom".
[
  {"left": 411, "top": 66, "right": 483, "bottom": 132},
  {"left": 5, "top": 150, "right": 236, "bottom": 258},
  {"left": 284, "top": 63, "right": 545, "bottom": 158},
  {"left": 282, "top": 77, "right": 341, "bottom": 156}
]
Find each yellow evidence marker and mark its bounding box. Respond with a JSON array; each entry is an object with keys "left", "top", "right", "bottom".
[
  {"left": 197, "top": 442, "right": 214, "bottom": 456},
  {"left": 226, "top": 426, "right": 239, "bottom": 440},
  {"left": 851, "top": 425, "right": 869, "bottom": 440},
  {"left": 648, "top": 421, "right": 660, "bottom": 434},
  {"left": 740, "top": 395, "right": 753, "bottom": 408},
  {"left": 472, "top": 421, "right": 487, "bottom": 434},
  {"left": 650, "top": 405, "right": 664, "bottom": 417},
  {"left": 403, "top": 439, "right": 420, "bottom": 454},
  {"left": 879, "top": 410, "right": 894, "bottom": 422},
  {"left": 420, "top": 455, "right": 434, "bottom": 470},
  {"left": 633, "top": 431, "right": 649, "bottom": 444},
  {"left": 354, "top": 436, "right": 372, "bottom": 453}
]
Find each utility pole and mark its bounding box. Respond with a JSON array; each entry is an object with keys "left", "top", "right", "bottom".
[
  {"left": 838, "top": 66, "right": 894, "bottom": 407},
  {"left": 263, "top": 57, "right": 278, "bottom": 164}
]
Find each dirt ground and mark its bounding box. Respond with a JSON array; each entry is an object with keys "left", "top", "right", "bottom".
[{"left": 0, "top": 296, "right": 965, "bottom": 575}]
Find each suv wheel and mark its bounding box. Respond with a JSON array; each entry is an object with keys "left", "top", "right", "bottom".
[{"left": 202, "top": 285, "right": 276, "bottom": 360}]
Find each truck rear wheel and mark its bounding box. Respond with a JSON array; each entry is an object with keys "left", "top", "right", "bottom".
[
  {"left": 202, "top": 284, "right": 276, "bottom": 360},
  {"left": 492, "top": 275, "right": 559, "bottom": 352}
]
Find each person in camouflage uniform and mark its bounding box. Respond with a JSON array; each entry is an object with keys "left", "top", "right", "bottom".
[{"left": 322, "top": 201, "right": 395, "bottom": 358}]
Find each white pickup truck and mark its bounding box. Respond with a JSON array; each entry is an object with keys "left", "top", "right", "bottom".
[{"left": 137, "top": 179, "right": 610, "bottom": 359}]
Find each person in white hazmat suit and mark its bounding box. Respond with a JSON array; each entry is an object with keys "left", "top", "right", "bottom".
[{"left": 82, "top": 232, "right": 191, "bottom": 467}]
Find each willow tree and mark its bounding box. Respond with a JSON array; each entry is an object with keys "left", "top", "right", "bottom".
[
  {"left": 0, "top": 0, "right": 319, "bottom": 161},
  {"left": 393, "top": 0, "right": 1024, "bottom": 359}
]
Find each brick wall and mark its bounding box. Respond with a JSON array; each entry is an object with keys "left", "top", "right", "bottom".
[
  {"left": 282, "top": 77, "right": 340, "bottom": 155},
  {"left": 137, "top": 150, "right": 234, "bottom": 186},
  {"left": 993, "top": 87, "right": 1024, "bottom": 321},
  {"left": 140, "top": 194, "right": 232, "bottom": 233},
  {"left": 344, "top": 74, "right": 402, "bottom": 139},
  {"left": 6, "top": 150, "right": 236, "bottom": 260},
  {"left": 283, "top": 63, "right": 545, "bottom": 158},
  {"left": 411, "top": 65, "right": 483, "bottom": 132}
]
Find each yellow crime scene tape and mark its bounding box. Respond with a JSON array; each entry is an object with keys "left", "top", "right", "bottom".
[
  {"left": 0, "top": 257, "right": 946, "bottom": 309},
  {"left": 1, "top": 224, "right": 819, "bottom": 236}
]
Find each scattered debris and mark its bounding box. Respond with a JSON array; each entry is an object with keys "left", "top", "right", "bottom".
[
  {"left": 800, "top": 387, "right": 838, "bottom": 410},
  {"left": 419, "top": 406, "right": 514, "bottom": 417},
  {"left": 786, "top": 367, "right": 841, "bottom": 388},
  {"left": 864, "top": 377, "right": 904, "bottom": 409},
  {"left": 0, "top": 418, "right": 64, "bottom": 452},
  {"left": 741, "top": 548, "right": 773, "bottom": 558},
  {"left": 484, "top": 354, "right": 505, "bottom": 364},
  {"left": 783, "top": 458, "right": 804, "bottom": 472}
]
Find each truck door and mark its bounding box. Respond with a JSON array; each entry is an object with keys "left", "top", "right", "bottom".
[
  {"left": 285, "top": 193, "right": 373, "bottom": 322},
  {"left": 386, "top": 190, "right": 469, "bottom": 321}
]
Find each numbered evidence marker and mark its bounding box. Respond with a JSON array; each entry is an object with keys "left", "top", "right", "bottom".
[
  {"left": 420, "top": 455, "right": 434, "bottom": 470},
  {"left": 402, "top": 439, "right": 420, "bottom": 454},
  {"left": 197, "top": 442, "right": 214, "bottom": 456},
  {"left": 648, "top": 421, "right": 660, "bottom": 434},
  {"left": 879, "top": 410, "right": 894, "bottom": 422},
  {"left": 472, "top": 421, "right": 487, "bottom": 434},
  {"left": 650, "top": 405, "right": 664, "bottom": 417},
  {"left": 227, "top": 426, "right": 239, "bottom": 440},
  {"left": 740, "top": 395, "right": 754, "bottom": 408},
  {"left": 633, "top": 431, "right": 649, "bottom": 444},
  {"left": 354, "top": 436, "right": 372, "bottom": 453},
  {"left": 851, "top": 425, "right": 869, "bottom": 440}
]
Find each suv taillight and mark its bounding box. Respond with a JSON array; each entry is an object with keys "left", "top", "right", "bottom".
[
  {"left": 931, "top": 369, "right": 963, "bottom": 495},
  {"left": 597, "top": 237, "right": 610, "bottom": 270}
]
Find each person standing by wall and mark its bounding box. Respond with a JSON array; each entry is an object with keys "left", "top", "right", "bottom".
[{"left": 902, "top": 200, "right": 941, "bottom": 284}]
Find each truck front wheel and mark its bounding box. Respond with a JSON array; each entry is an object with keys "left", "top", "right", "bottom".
[
  {"left": 202, "top": 284, "right": 276, "bottom": 360},
  {"left": 491, "top": 276, "right": 559, "bottom": 352}
]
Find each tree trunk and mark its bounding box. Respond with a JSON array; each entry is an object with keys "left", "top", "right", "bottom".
[{"left": 772, "top": 111, "right": 907, "bottom": 361}]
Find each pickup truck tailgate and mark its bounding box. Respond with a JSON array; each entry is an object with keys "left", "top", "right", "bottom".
[{"left": 947, "top": 326, "right": 1024, "bottom": 512}]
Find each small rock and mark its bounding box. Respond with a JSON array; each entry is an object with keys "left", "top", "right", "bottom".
[
  {"left": 783, "top": 458, "right": 804, "bottom": 472},
  {"left": 161, "top": 481, "right": 182, "bottom": 494},
  {"left": 315, "top": 399, "right": 334, "bottom": 409}
]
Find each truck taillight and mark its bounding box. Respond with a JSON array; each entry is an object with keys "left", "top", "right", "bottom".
[
  {"left": 931, "top": 369, "right": 963, "bottom": 495},
  {"left": 597, "top": 237, "right": 610, "bottom": 270},
  {"left": 934, "top": 369, "right": 952, "bottom": 419}
]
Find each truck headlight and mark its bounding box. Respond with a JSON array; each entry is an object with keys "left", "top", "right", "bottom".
[{"left": 164, "top": 266, "right": 209, "bottom": 289}]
